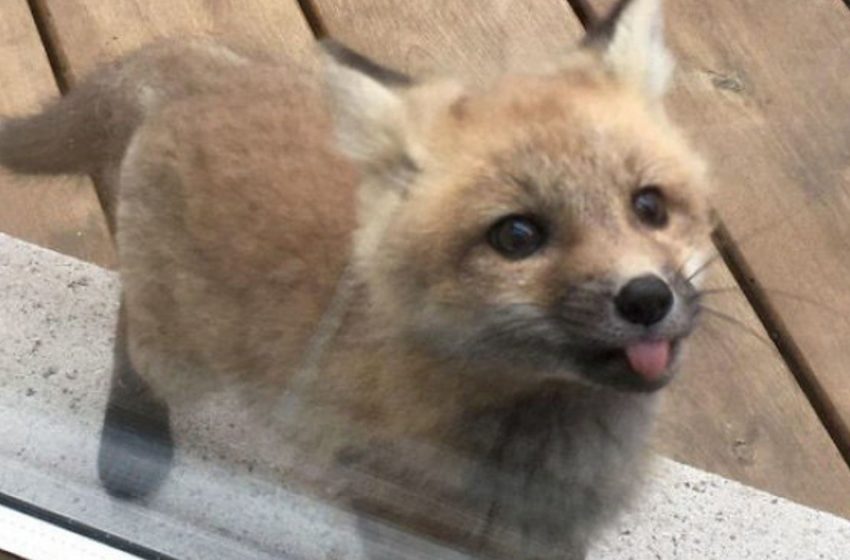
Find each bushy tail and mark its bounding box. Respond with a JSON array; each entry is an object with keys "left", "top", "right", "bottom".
[
  {"left": 0, "top": 39, "right": 250, "bottom": 179},
  {"left": 0, "top": 39, "right": 253, "bottom": 229},
  {"left": 0, "top": 66, "right": 142, "bottom": 177}
]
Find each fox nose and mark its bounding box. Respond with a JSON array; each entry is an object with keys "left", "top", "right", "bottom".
[{"left": 615, "top": 274, "right": 674, "bottom": 326}]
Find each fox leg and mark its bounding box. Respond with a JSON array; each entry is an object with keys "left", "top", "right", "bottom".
[{"left": 97, "top": 302, "right": 174, "bottom": 499}]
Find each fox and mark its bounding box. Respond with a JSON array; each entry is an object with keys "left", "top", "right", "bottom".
[{"left": 0, "top": 0, "right": 712, "bottom": 558}]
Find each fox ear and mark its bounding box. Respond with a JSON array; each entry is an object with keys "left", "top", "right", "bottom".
[
  {"left": 586, "top": 0, "right": 674, "bottom": 100},
  {"left": 321, "top": 40, "right": 414, "bottom": 169}
]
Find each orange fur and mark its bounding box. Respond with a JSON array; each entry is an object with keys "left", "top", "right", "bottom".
[{"left": 0, "top": 1, "right": 714, "bottom": 556}]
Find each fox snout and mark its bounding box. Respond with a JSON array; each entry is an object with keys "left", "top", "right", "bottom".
[
  {"left": 553, "top": 268, "right": 700, "bottom": 391},
  {"left": 614, "top": 274, "right": 674, "bottom": 326}
]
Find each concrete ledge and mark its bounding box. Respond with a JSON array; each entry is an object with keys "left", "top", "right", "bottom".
[{"left": 1, "top": 232, "right": 848, "bottom": 559}]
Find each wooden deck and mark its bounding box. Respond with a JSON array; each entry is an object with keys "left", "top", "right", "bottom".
[{"left": 1, "top": 0, "right": 848, "bottom": 524}]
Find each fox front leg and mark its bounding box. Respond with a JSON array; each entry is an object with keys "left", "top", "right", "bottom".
[{"left": 97, "top": 302, "right": 174, "bottom": 499}]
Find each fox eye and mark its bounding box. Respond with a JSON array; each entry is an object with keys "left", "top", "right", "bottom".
[
  {"left": 488, "top": 215, "right": 546, "bottom": 259},
  {"left": 632, "top": 186, "right": 668, "bottom": 228}
]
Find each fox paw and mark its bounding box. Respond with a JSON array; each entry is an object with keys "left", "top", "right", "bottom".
[{"left": 97, "top": 404, "right": 174, "bottom": 500}]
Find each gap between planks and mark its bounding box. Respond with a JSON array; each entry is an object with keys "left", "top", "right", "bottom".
[
  {"left": 26, "top": 0, "right": 71, "bottom": 93},
  {"left": 564, "top": 0, "right": 599, "bottom": 28},
  {"left": 25, "top": 0, "right": 113, "bottom": 226},
  {"left": 713, "top": 223, "right": 850, "bottom": 467},
  {"left": 296, "top": 0, "right": 328, "bottom": 38}
]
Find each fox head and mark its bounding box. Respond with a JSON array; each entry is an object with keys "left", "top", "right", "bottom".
[{"left": 322, "top": 0, "right": 712, "bottom": 392}]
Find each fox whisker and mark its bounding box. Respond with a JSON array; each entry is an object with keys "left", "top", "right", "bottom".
[
  {"left": 684, "top": 249, "right": 724, "bottom": 282},
  {"left": 697, "top": 285, "right": 838, "bottom": 315},
  {"left": 699, "top": 305, "right": 775, "bottom": 349}
]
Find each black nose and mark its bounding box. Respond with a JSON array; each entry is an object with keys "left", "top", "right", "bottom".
[{"left": 615, "top": 274, "right": 674, "bottom": 326}]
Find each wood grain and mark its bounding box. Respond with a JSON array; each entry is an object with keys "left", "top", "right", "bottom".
[
  {"left": 0, "top": 0, "right": 113, "bottom": 267},
  {"left": 36, "top": 0, "right": 316, "bottom": 84},
  {"left": 307, "top": 0, "right": 580, "bottom": 82},
  {"left": 672, "top": 0, "right": 850, "bottom": 463},
  {"left": 309, "top": 0, "right": 850, "bottom": 517},
  {"left": 659, "top": 265, "right": 850, "bottom": 517}
]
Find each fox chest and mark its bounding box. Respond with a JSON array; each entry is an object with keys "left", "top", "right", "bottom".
[{"left": 333, "top": 388, "right": 654, "bottom": 559}]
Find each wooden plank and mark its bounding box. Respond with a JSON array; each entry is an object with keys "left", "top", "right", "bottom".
[
  {"left": 309, "top": 0, "right": 850, "bottom": 517},
  {"left": 35, "top": 0, "right": 316, "bottom": 84},
  {"left": 308, "top": 0, "right": 580, "bottom": 82},
  {"left": 659, "top": 266, "right": 850, "bottom": 517},
  {"left": 0, "top": 0, "right": 113, "bottom": 268}
]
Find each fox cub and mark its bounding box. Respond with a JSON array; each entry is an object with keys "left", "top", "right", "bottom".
[{"left": 0, "top": 0, "right": 711, "bottom": 557}]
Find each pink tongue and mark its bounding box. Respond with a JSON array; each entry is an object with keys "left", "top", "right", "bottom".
[{"left": 625, "top": 340, "right": 671, "bottom": 381}]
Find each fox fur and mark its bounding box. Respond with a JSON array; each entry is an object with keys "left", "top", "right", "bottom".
[{"left": 0, "top": 0, "right": 712, "bottom": 558}]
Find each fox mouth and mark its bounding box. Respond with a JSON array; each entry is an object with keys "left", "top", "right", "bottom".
[{"left": 571, "top": 338, "right": 684, "bottom": 393}]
